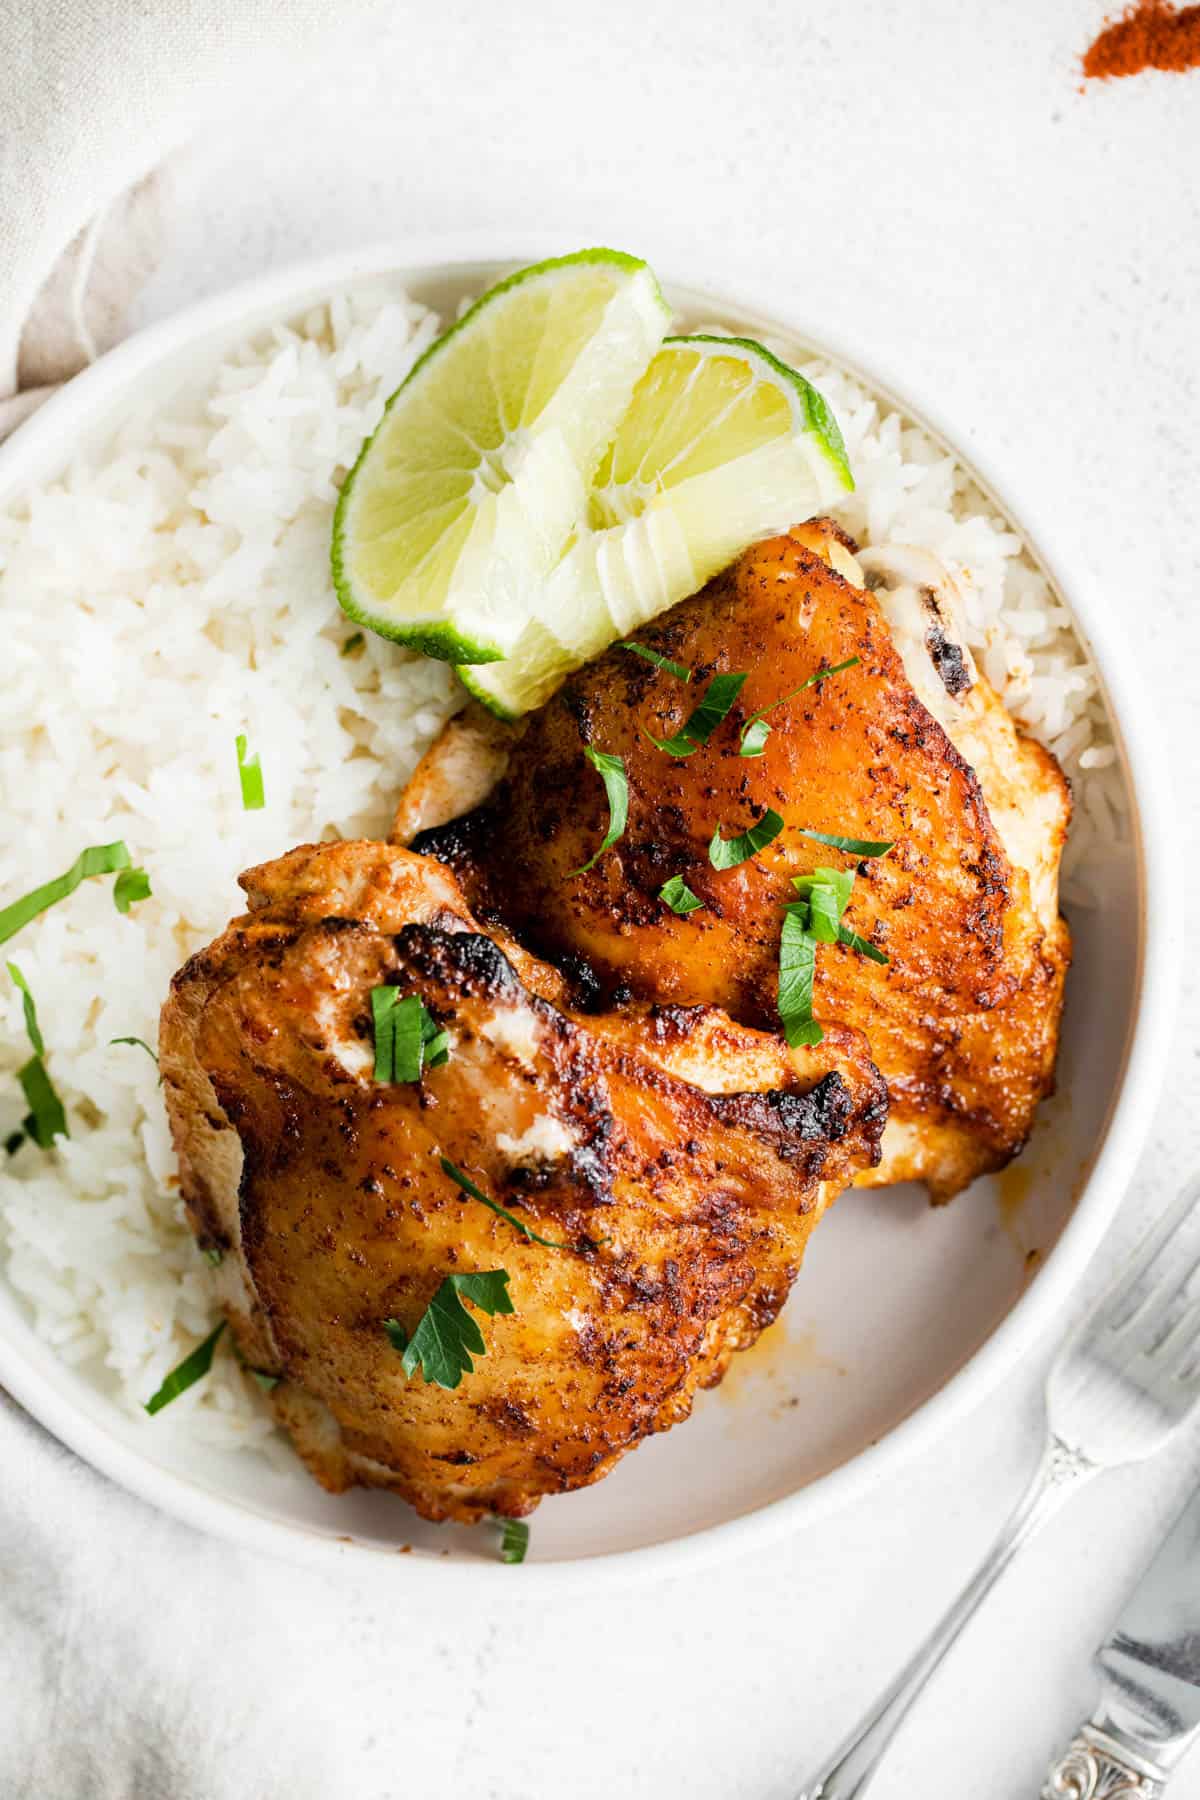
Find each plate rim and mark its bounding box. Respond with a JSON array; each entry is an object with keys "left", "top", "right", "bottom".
[{"left": 0, "top": 233, "right": 1179, "bottom": 1588}]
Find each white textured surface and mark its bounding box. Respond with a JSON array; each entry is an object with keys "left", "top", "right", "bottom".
[{"left": 7, "top": 1, "right": 1200, "bottom": 1795}]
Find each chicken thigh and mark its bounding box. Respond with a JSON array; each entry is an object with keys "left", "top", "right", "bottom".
[
  {"left": 404, "top": 523, "right": 1071, "bottom": 1199},
  {"left": 160, "top": 840, "right": 886, "bottom": 1520}
]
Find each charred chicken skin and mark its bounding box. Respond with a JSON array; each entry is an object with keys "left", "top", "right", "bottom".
[
  {"left": 405, "top": 523, "right": 1071, "bottom": 1200},
  {"left": 160, "top": 840, "right": 886, "bottom": 1521}
]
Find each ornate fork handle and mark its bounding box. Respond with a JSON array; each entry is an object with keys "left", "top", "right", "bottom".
[
  {"left": 800, "top": 1438, "right": 1096, "bottom": 1800},
  {"left": 1043, "top": 1723, "right": 1169, "bottom": 1797}
]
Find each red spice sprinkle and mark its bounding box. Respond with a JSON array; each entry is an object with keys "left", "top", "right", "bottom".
[{"left": 1083, "top": 1, "right": 1200, "bottom": 79}]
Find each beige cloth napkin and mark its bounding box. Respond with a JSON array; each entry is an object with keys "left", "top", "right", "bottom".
[{"left": 0, "top": 0, "right": 383, "bottom": 441}]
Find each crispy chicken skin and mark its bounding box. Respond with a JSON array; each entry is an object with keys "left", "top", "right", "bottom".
[
  {"left": 160, "top": 841, "right": 886, "bottom": 1521},
  {"left": 408, "top": 524, "right": 1071, "bottom": 1200}
]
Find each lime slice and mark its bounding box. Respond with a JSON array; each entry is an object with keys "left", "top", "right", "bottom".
[
  {"left": 459, "top": 334, "right": 853, "bottom": 716},
  {"left": 332, "top": 250, "right": 671, "bottom": 661}
]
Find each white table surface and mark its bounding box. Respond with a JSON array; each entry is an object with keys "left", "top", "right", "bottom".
[{"left": 26, "top": 1, "right": 1200, "bottom": 1795}]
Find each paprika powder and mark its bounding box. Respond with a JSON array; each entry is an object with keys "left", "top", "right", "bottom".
[{"left": 1083, "top": 1, "right": 1200, "bottom": 78}]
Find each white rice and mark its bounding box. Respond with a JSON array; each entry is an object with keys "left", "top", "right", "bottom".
[{"left": 0, "top": 287, "right": 1125, "bottom": 1454}]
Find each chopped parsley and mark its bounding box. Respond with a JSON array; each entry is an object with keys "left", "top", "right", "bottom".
[
  {"left": 708, "top": 808, "right": 785, "bottom": 871},
  {"left": 778, "top": 866, "right": 889, "bottom": 1047},
  {"left": 496, "top": 1517, "right": 530, "bottom": 1564},
  {"left": 113, "top": 866, "right": 152, "bottom": 914},
  {"left": 439, "top": 1156, "right": 573, "bottom": 1250},
  {"left": 798, "top": 828, "right": 895, "bottom": 858},
  {"left": 571, "top": 747, "right": 628, "bottom": 875},
  {"left": 620, "top": 641, "right": 692, "bottom": 682},
  {"left": 371, "top": 989, "right": 449, "bottom": 1083},
  {"left": 7, "top": 963, "right": 68, "bottom": 1149},
  {"left": 0, "top": 841, "right": 134, "bottom": 947},
  {"left": 110, "top": 1035, "right": 160, "bottom": 1070},
  {"left": 384, "top": 1270, "right": 514, "bottom": 1390},
  {"left": 340, "top": 632, "right": 365, "bottom": 657},
  {"left": 235, "top": 734, "right": 265, "bottom": 811},
  {"left": 778, "top": 906, "right": 822, "bottom": 1048},
  {"left": 645, "top": 671, "right": 747, "bottom": 758},
  {"left": 837, "top": 924, "right": 889, "bottom": 965},
  {"left": 659, "top": 875, "right": 704, "bottom": 915},
  {"left": 144, "top": 1321, "right": 227, "bottom": 1415},
  {"left": 738, "top": 658, "right": 861, "bottom": 758}
]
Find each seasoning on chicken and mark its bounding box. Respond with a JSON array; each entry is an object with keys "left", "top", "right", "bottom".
[
  {"left": 160, "top": 841, "right": 886, "bottom": 1521},
  {"left": 404, "top": 523, "right": 1071, "bottom": 1201}
]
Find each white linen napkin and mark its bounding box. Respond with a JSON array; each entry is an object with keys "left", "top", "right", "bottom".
[{"left": 0, "top": 0, "right": 382, "bottom": 438}]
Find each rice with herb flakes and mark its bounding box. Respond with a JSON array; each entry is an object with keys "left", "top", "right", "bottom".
[{"left": 0, "top": 286, "right": 1125, "bottom": 1453}]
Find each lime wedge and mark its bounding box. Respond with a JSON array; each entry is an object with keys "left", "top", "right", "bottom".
[
  {"left": 332, "top": 250, "right": 670, "bottom": 662},
  {"left": 459, "top": 334, "right": 853, "bottom": 716}
]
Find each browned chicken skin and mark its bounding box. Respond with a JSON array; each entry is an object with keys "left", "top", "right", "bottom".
[
  {"left": 408, "top": 525, "right": 1071, "bottom": 1199},
  {"left": 161, "top": 840, "right": 886, "bottom": 1520}
]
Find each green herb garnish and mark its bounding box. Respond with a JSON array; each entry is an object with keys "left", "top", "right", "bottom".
[
  {"left": 620, "top": 641, "right": 692, "bottom": 682},
  {"left": 659, "top": 876, "right": 704, "bottom": 915},
  {"left": 778, "top": 906, "right": 822, "bottom": 1047},
  {"left": 113, "top": 867, "right": 152, "bottom": 914},
  {"left": 384, "top": 1270, "right": 514, "bottom": 1390},
  {"left": 439, "top": 1156, "right": 572, "bottom": 1250},
  {"left": 777, "top": 866, "right": 888, "bottom": 1047},
  {"left": 798, "top": 828, "right": 895, "bottom": 858},
  {"left": 144, "top": 1320, "right": 227, "bottom": 1415},
  {"left": 372, "top": 989, "right": 449, "bottom": 1083},
  {"left": 5, "top": 1128, "right": 26, "bottom": 1157},
  {"left": 8, "top": 962, "right": 45, "bottom": 1054},
  {"left": 0, "top": 841, "right": 133, "bottom": 947},
  {"left": 837, "top": 924, "right": 889, "bottom": 965},
  {"left": 497, "top": 1517, "right": 530, "bottom": 1564},
  {"left": 110, "top": 1035, "right": 160, "bottom": 1068},
  {"left": 235, "top": 734, "right": 265, "bottom": 811},
  {"left": 571, "top": 747, "right": 628, "bottom": 874},
  {"left": 203, "top": 1246, "right": 224, "bottom": 1267},
  {"left": 7, "top": 963, "right": 68, "bottom": 1148},
  {"left": 340, "top": 632, "right": 365, "bottom": 657},
  {"left": 738, "top": 658, "right": 861, "bottom": 757},
  {"left": 645, "top": 671, "right": 747, "bottom": 758},
  {"left": 708, "top": 808, "right": 785, "bottom": 871}
]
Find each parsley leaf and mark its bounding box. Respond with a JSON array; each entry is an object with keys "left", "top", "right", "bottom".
[
  {"left": 110, "top": 1035, "right": 160, "bottom": 1069},
  {"left": 386, "top": 1270, "right": 514, "bottom": 1390},
  {"left": 496, "top": 1517, "right": 530, "bottom": 1564},
  {"left": 798, "top": 828, "right": 894, "bottom": 858},
  {"left": 645, "top": 672, "right": 747, "bottom": 758},
  {"left": 777, "top": 865, "right": 889, "bottom": 1046},
  {"left": 0, "top": 841, "right": 133, "bottom": 947},
  {"left": 619, "top": 641, "right": 692, "bottom": 682},
  {"left": 440, "top": 1156, "right": 573, "bottom": 1249},
  {"left": 738, "top": 718, "right": 771, "bottom": 758},
  {"left": 235, "top": 734, "right": 265, "bottom": 811},
  {"left": 113, "top": 867, "right": 152, "bottom": 914},
  {"left": 738, "top": 658, "right": 861, "bottom": 757},
  {"left": 708, "top": 808, "right": 785, "bottom": 871},
  {"left": 659, "top": 875, "right": 704, "bottom": 915},
  {"left": 372, "top": 989, "right": 449, "bottom": 1083},
  {"left": 7, "top": 964, "right": 68, "bottom": 1148},
  {"left": 837, "top": 923, "right": 889, "bottom": 964},
  {"left": 571, "top": 747, "right": 628, "bottom": 875},
  {"left": 144, "top": 1321, "right": 227, "bottom": 1415},
  {"left": 792, "top": 867, "right": 856, "bottom": 917},
  {"left": 340, "top": 632, "right": 365, "bottom": 657},
  {"left": 778, "top": 905, "right": 823, "bottom": 1047},
  {"left": 7, "top": 961, "right": 45, "bottom": 1054}
]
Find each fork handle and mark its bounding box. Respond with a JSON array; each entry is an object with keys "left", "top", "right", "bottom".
[{"left": 798, "top": 1437, "right": 1096, "bottom": 1800}]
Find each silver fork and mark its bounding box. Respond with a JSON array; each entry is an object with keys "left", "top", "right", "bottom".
[{"left": 799, "top": 1172, "right": 1200, "bottom": 1799}]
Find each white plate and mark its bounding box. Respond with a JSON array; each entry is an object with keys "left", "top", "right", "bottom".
[{"left": 0, "top": 238, "right": 1178, "bottom": 1586}]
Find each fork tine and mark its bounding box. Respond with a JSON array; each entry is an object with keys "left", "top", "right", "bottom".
[{"left": 1100, "top": 1173, "right": 1200, "bottom": 1335}]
